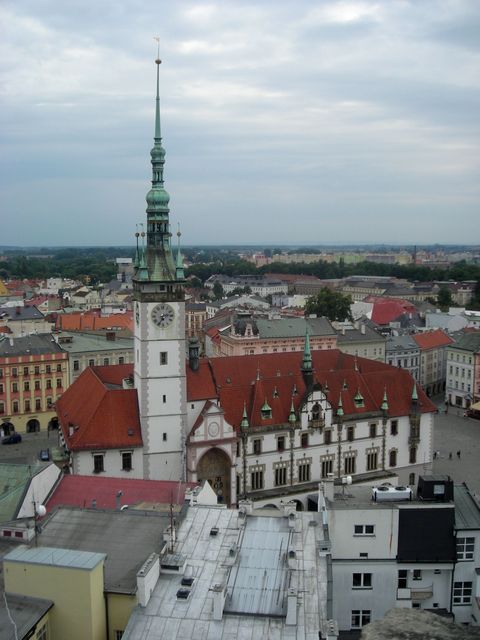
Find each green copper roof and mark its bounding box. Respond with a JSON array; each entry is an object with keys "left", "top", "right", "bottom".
[
  {"left": 337, "top": 393, "right": 344, "bottom": 417},
  {"left": 412, "top": 383, "right": 418, "bottom": 402},
  {"left": 302, "top": 326, "right": 313, "bottom": 371},
  {"left": 240, "top": 403, "right": 249, "bottom": 430},
  {"left": 381, "top": 388, "right": 389, "bottom": 412},
  {"left": 288, "top": 400, "right": 297, "bottom": 423}
]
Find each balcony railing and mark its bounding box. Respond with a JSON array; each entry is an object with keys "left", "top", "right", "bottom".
[{"left": 309, "top": 418, "right": 325, "bottom": 429}]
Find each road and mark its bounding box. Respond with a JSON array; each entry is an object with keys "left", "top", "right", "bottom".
[
  {"left": 431, "top": 395, "right": 480, "bottom": 495},
  {"left": 0, "top": 429, "right": 61, "bottom": 466}
]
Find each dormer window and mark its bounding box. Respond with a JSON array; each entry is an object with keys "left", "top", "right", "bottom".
[
  {"left": 261, "top": 400, "right": 272, "bottom": 420},
  {"left": 354, "top": 392, "right": 364, "bottom": 408}
]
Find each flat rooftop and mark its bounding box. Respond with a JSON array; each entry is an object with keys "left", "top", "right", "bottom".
[
  {"left": 327, "top": 483, "right": 455, "bottom": 510},
  {"left": 123, "top": 505, "right": 329, "bottom": 640},
  {"left": 4, "top": 545, "right": 106, "bottom": 570}
]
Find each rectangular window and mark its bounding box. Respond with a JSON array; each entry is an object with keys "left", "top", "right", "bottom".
[
  {"left": 12, "top": 382, "right": 18, "bottom": 393},
  {"left": 456, "top": 537, "right": 475, "bottom": 561},
  {"left": 0, "top": 402, "right": 4, "bottom": 414},
  {"left": 46, "top": 379, "right": 52, "bottom": 389},
  {"left": 13, "top": 401, "right": 19, "bottom": 413},
  {"left": 160, "top": 352, "right": 168, "bottom": 365},
  {"left": 35, "top": 366, "right": 40, "bottom": 375},
  {"left": 351, "top": 610, "right": 371, "bottom": 629},
  {"left": 413, "top": 569, "right": 422, "bottom": 581},
  {"left": 34, "top": 380, "right": 40, "bottom": 390},
  {"left": 35, "top": 399, "right": 41, "bottom": 411},
  {"left": 23, "top": 366, "right": 29, "bottom": 376},
  {"left": 118, "top": 357, "right": 125, "bottom": 365},
  {"left": 344, "top": 454, "right": 356, "bottom": 475},
  {"left": 103, "top": 358, "right": 109, "bottom": 366},
  {"left": 347, "top": 426, "right": 354, "bottom": 442},
  {"left": 0, "top": 368, "right": 3, "bottom": 378},
  {"left": 354, "top": 524, "right": 375, "bottom": 536},
  {"left": 250, "top": 469, "right": 264, "bottom": 491},
  {"left": 24, "top": 381, "right": 30, "bottom": 391},
  {"left": 301, "top": 432, "right": 309, "bottom": 448},
  {"left": 12, "top": 367, "right": 18, "bottom": 377},
  {"left": 121, "top": 452, "right": 132, "bottom": 471},
  {"left": 73, "top": 360, "right": 80, "bottom": 371},
  {"left": 163, "top": 432, "right": 167, "bottom": 441},
  {"left": 25, "top": 400, "right": 31, "bottom": 412},
  {"left": 277, "top": 436, "right": 285, "bottom": 451},
  {"left": 93, "top": 454, "right": 105, "bottom": 473},
  {"left": 324, "top": 430, "right": 332, "bottom": 445},
  {"left": 390, "top": 420, "right": 398, "bottom": 436},
  {"left": 321, "top": 458, "right": 333, "bottom": 478},
  {"left": 162, "top": 394, "right": 166, "bottom": 403},
  {"left": 366, "top": 450, "right": 378, "bottom": 471},
  {"left": 398, "top": 569, "right": 408, "bottom": 589},
  {"left": 89, "top": 359, "right": 95, "bottom": 367},
  {"left": 56, "top": 378, "right": 62, "bottom": 388},
  {"left": 0, "top": 384, "right": 3, "bottom": 394},
  {"left": 46, "top": 365, "right": 51, "bottom": 374},
  {"left": 253, "top": 438, "right": 262, "bottom": 455},
  {"left": 453, "top": 581, "right": 472, "bottom": 605},
  {"left": 274, "top": 466, "right": 287, "bottom": 486},
  {"left": 298, "top": 461, "right": 311, "bottom": 483},
  {"left": 56, "top": 364, "right": 62, "bottom": 372},
  {"left": 369, "top": 423, "right": 377, "bottom": 438},
  {"left": 352, "top": 573, "right": 372, "bottom": 589},
  {"left": 409, "top": 447, "right": 417, "bottom": 464}
]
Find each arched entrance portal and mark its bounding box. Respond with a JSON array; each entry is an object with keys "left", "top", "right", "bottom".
[
  {"left": 197, "top": 448, "right": 231, "bottom": 505},
  {"left": 1, "top": 422, "right": 14, "bottom": 436},
  {"left": 27, "top": 419, "right": 40, "bottom": 433}
]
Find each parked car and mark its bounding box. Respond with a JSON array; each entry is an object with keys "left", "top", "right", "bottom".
[
  {"left": 39, "top": 448, "right": 50, "bottom": 461},
  {"left": 2, "top": 433, "right": 22, "bottom": 445}
]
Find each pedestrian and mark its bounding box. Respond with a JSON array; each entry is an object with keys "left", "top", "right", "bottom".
[
  {"left": 457, "top": 451, "right": 461, "bottom": 459},
  {"left": 449, "top": 452, "right": 453, "bottom": 460}
]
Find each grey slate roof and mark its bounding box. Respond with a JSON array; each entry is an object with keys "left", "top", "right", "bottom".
[
  {"left": 386, "top": 335, "right": 420, "bottom": 352},
  {"left": 256, "top": 316, "right": 335, "bottom": 338},
  {"left": 57, "top": 331, "right": 133, "bottom": 355},
  {"left": 0, "top": 333, "right": 64, "bottom": 357},
  {"left": 0, "top": 594, "right": 53, "bottom": 640},
  {"left": 37, "top": 507, "right": 169, "bottom": 593},
  {"left": 450, "top": 332, "right": 480, "bottom": 353},
  {"left": 336, "top": 324, "right": 384, "bottom": 345},
  {"left": 0, "top": 305, "right": 45, "bottom": 321},
  {"left": 454, "top": 484, "right": 480, "bottom": 530}
]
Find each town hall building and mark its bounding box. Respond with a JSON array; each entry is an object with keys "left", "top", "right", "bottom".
[{"left": 56, "top": 58, "right": 436, "bottom": 508}]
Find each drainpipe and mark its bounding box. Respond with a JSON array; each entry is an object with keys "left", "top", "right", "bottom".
[
  {"left": 104, "top": 592, "right": 110, "bottom": 640},
  {"left": 450, "top": 530, "right": 458, "bottom": 620}
]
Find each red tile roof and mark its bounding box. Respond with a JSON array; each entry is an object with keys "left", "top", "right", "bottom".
[
  {"left": 413, "top": 329, "right": 454, "bottom": 350},
  {"left": 57, "top": 365, "right": 141, "bottom": 451},
  {"left": 46, "top": 475, "right": 196, "bottom": 512},
  {"left": 366, "top": 297, "right": 417, "bottom": 325},
  {"left": 187, "top": 350, "right": 435, "bottom": 428},
  {"left": 187, "top": 359, "right": 218, "bottom": 400},
  {"left": 57, "top": 311, "right": 133, "bottom": 332}
]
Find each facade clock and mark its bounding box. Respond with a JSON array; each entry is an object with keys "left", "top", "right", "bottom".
[{"left": 151, "top": 303, "right": 175, "bottom": 328}]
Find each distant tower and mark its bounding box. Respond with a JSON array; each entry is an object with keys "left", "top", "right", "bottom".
[{"left": 132, "top": 53, "right": 187, "bottom": 481}]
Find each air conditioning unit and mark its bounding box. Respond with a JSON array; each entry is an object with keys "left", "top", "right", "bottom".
[{"left": 372, "top": 486, "right": 413, "bottom": 502}]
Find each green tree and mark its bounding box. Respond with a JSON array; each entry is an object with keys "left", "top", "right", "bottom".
[
  {"left": 304, "top": 288, "right": 353, "bottom": 322},
  {"left": 437, "top": 286, "right": 453, "bottom": 310},
  {"left": 213, "top": 281, "right": 224, "bottom": 300}
]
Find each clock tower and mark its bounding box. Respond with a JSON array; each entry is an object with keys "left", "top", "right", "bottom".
[{"left": 132, "top": 55, "right": 187, "bottom": 481}]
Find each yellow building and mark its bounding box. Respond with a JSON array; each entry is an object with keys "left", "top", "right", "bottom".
[
  {"left": 3, "top": 545, "right": 107, "bottom": 640},
  {"left": 0, "top": 333, "right": 68, "bottom": 435}
]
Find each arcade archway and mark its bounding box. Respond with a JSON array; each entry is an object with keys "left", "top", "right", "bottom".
[
  {"left": 197, "top": 448, "right": 231, "bottom": 505},
  {"left": 1, "top": 422, "right": 14, "bottom": 436},
  {"left": 27, "top": 419, "right": 40, "bottom": 433}
]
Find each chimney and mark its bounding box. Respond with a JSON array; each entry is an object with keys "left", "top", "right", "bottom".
[
  {"left": 212, "top": 583, "right": 226, "bottom": 621},
  {"left": 286, "top": 588, "right": 298, "bottom": 626}
]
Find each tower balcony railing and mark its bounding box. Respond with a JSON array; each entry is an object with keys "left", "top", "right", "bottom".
[{"left": 309, "top": 418, "right": 325, "bottom": 429}]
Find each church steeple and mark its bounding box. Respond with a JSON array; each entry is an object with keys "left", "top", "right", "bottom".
[{"left": 134, "top": 51, "right": 181, "bottom": 286}]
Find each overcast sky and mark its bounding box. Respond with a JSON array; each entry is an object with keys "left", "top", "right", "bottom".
[{"left": 1, "top": 1, "right": 479, "bottom": 247}]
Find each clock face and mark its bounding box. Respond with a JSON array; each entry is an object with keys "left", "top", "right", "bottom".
[
  {"left": 151, "top": 303, "right": 174, "bottom": 328},
  {"left": 135, "top": 303, "right": 140, "bottom": 326}
]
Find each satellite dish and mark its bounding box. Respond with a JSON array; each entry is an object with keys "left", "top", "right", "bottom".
[{"left": 36, "top": 504, "right": 47, "bottom": 517}]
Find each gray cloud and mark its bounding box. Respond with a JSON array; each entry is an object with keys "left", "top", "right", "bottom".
[{"left": 1, "top": 0, "right": 479, "bottom": 246}]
